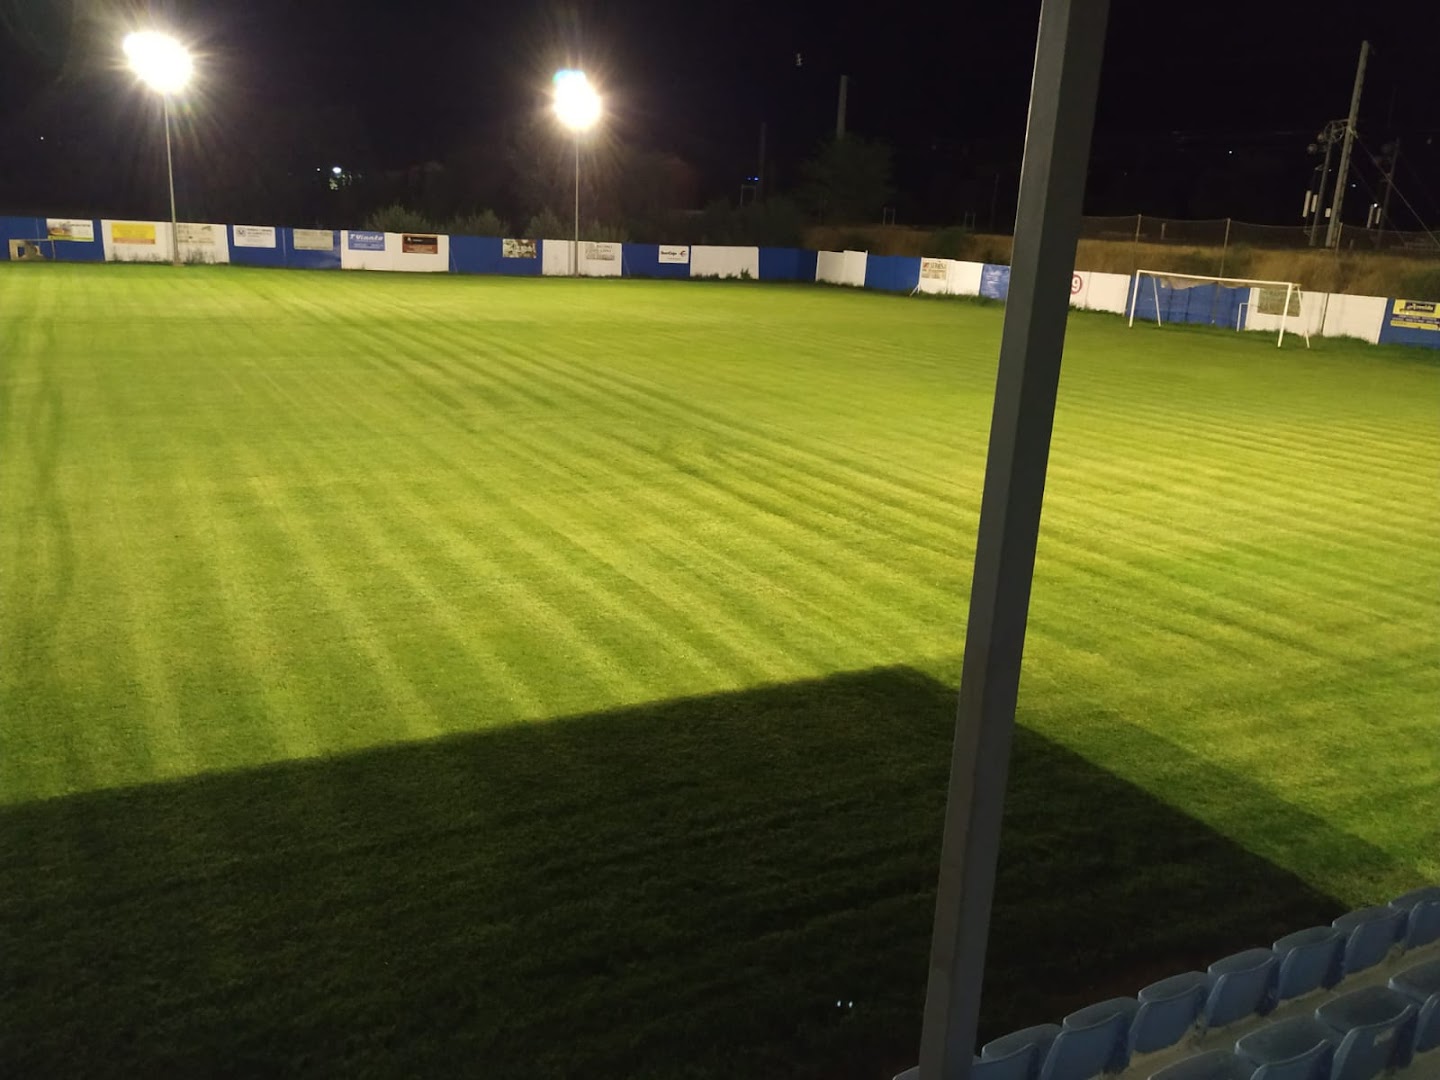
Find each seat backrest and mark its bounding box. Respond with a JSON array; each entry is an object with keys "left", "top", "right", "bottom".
[
  {"left": 1149, "top": 1049, "right": 1250, "bottom": 1079},
  {"left": 1400, "top": 900, "right": 1440, "bottom": 950},
  {"left": 1038, "top": 999, "right": 1138, "bottom": 1080},
  {"left": 1332, "top": 906, "right": 1405, "bottom": 976},
  {"left": 1131, "top": 972, "right": 1207, "bottom": 1055},
  {"left": 1205, "top": 948, "right": 1278, "bottom": 1028},
  {"left": 1236, "top": 1015, "right": 1334, "bottom": 1080},
  {"left": 979, "top": 1022, "right": 1063, "bottom": 1080},
  {"left": 971, "top": 1049, "right": 1037, "bottom": 1080},
  {"left": 1273, "top": 926, "right": 1344, "bottom": 1001},
  {"left": 1319, "top": 985, "right": 1419, "bottom": 1080}
]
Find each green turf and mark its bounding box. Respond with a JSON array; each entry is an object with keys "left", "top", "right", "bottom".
[{"left": 1, "top": 264, "right": 1437, "bottom": 1077}]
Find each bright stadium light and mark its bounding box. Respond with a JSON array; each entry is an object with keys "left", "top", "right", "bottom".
[
  {"left": 552, "top": 70, "right": 602, "bottom": 276},
  {"left": 124, "top": 31, "right": 194, "bottom": 266},
  {"left": 123, "top": 31, "right": 193, "bottom": 95}
]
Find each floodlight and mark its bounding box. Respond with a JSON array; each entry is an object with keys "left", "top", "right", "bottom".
[
  {"left": 553, "top": 69, "right": 601, "bottom": 133},
  {"left": 123, "top": 31, "right": 193, "bottom": 95},
  {"left": 332, "top": 165, "right": 343, "bottom": 176}
]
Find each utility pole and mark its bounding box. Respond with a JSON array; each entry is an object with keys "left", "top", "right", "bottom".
[
  {"left": 1377, "top": 138, "right": 1399, "bottom": 242},
  {"left": 1308, "top": 129, "right": 1336, "bottom": 247},
  {"left": 1325, "top": 40, "right": 1369, "bottom": 249},
  {"left": 836, "top": 74, "right": 848, "bottom": 139}
]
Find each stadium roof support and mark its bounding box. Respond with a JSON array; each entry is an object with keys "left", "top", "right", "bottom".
[{"left": 913, "top": 1, "right": 1111, "bottom": 1077}]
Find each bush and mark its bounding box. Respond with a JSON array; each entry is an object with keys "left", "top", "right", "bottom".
[
  {"left": 833, "top": 229, "right": 873, "bottom": 253},
  {"left": 581, "top": 221, "right": 629, "bottom": 243},
  {"left": 450, "top": 209, "right": 509, "bottom": 238},
  {"left": 523, "top": 209, "right": 566, "bottom": 241},
  {"left": 1398, "top": 266, "right": 1440, "bottom": 302},
  {"left": 364, "top": 204, "right": 436, "bottom": 233},
  {"left": 926, "top": 226, "right": 970, "bottom": 260}
]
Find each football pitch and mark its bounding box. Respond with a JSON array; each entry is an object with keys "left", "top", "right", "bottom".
[{"left": 2, "top": 263, "right": 1437, "bottom": 1077}]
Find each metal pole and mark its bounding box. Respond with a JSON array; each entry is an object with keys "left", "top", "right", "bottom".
[
  {"left": 915, "top": 0, "right": 1110, "bottom": 1076},
  {"left": 1325, "top": 41, "right": 1369, "bottom": 249},
  {"left": 1309, "top": 132, "right": 1335, "bottom": 247},
  {"left": 573, "top": 135, "right": 581, "bottom": 277},
  {"left": 1377, "top": 138, "right": 1398, "bottom": 246},
  {"left": 1218, "top": 217, "right": 1231, "bottom": 278},
  {"left": 163, "top": 94, "right": 180, "bottom": 267},
  {"left": 836, "top": 74, "right": 848, "bottom": 139}
]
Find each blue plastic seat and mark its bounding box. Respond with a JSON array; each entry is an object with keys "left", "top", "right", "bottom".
[
  {"left": 1331, "top": 906, "right": 1404, "bottom": 977},
  {"left": 1148, "top": 1049, "right": 1251, "bottom": 1079},
  {"left": 977, "top": 1022, "right": 1063, "bottom": 1080},
  {"left": 1130, "top": 971, "right": 1207, "bottom": 1055},
  {"left": 1316, "top": 985, "right": 1418, "bottom": 1080},
  {"left": 1204, "top": 948, "right": 1278, "bottom": 1029},
  {"left": 1272, "top": 927, "right": 1343, "bottom": 1002},
  {"left": 1389, "top": 957, "right": 1440, "bottom": 1054},
  {"left": 1388, "top": 887, "right": 1440, "bottom": 951},
  {"left": 1038, "top": 998, "right": 1138, "bottom": 1080},
  {"left": 1235, "top": 1014, "right": 1333, "bottom": 1080}
]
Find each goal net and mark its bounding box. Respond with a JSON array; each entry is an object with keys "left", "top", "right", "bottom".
[{"left": 1127, "top": 270, "right": 1311, "bottom": 347}]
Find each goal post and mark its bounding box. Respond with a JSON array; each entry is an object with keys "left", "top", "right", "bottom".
[{"left": 1127, "top": 269, "right": 1311, "bottom": 348}]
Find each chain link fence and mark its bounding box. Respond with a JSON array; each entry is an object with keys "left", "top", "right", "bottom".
[{"left": 1080, "top": 214, "right": 1439, "bottom": 256}]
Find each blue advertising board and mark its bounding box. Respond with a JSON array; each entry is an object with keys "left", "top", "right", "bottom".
[
  {"left": 979, "top": 264, "right": 1011, "bottom": 301},
  {"left": 347, "top": 230, "right": 386, "bottom": 251}
]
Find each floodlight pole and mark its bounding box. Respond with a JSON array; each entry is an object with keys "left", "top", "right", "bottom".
[
  {"left": 573, "top": 135, "right": 581, "bottom": 278},
  {"left": 163, "top": 95, "right": 180, "bottom": 267},
  {"left": 913, "top": 0, "right": 1109, "bottom": 1077}
]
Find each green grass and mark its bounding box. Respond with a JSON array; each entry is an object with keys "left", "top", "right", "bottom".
[{"left": 1, "top": 264, "right": 1437, "bottom": 1077}]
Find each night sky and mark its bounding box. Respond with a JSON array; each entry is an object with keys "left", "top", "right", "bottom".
[{"left": 1, "top": 0, "right": 1437, "bottom": 232}]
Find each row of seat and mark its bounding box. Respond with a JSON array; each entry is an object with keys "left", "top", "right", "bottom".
[
  {"left": 1154, "top": 955, "right": 1440, "bottom": 1078},
  {"left": 963, "top": 886, "right": 1440, "bottom": 1080}
]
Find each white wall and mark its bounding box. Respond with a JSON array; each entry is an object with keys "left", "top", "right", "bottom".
[
  {"left": 341, "top": 231, "right": 449, "bottom": 272},
  {"left": 1245, "top": 287, "right": 1327, "bottom": 338},
  {"left": 177, "top": 222, "right": 230, "bottom": 264},
  {"left": 1320, "top": 292, "right": 1388, "bottom": 344},
  {"left": 948, "top": 260, "right": 984, "bottom": 297},
  {"left": 815, "top": 250, "right": 845, "bottom": 285},
  {"left": 690, "top": 245, "right": 759, "bottom": 279},
  {"left": 816, "top": 249, "right": 867, "bottom": 287},
  {"left": 1070, "top": 270, "right": 1130, "bottom": 314},
  {"left": 101, "top": 220, "right": 171, "bottom": 263},
  {"left": 540, "top": 240, "right": 622, "bottom": 277},
  {"left": 841, "top": 250, "right": 868, "bottom": 288}
]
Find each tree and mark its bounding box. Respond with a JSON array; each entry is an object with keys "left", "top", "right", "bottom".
[
  {"left": 450, "top": 209, "right": 510, "bottom": 238},
  {"left": 800, "top": 136, "right": 894, "bottom": 224}
]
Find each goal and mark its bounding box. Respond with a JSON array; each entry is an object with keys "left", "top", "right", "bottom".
[{"left": 1127, "top": 270, "right": 1311, "bottom": 348}]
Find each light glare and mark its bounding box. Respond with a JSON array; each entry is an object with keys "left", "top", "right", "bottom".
[
  {"left": 553, "top": 69, "right": 601, "bottom": 133},
  {"left": 124, "top": 31, "right": 193, "bottom": 95}
]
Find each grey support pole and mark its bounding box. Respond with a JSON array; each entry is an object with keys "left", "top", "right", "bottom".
[
  {"left": 163, "top": 95, "right": 180, "bottom": 267},
  {"left": 573, "top": 135, "right": 581, "bottom": 277},
  {"left": 915, "top": 0, "right": 1110, "bottom": 1077}
]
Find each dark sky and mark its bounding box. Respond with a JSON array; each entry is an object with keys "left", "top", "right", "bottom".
[{"left": 1, "top": 0, "right": 1437, "bottom": 230}]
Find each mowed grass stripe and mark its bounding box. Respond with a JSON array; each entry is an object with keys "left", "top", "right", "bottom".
[{"left": 1, "top": 264, "right": 1435, "bottom": 869}]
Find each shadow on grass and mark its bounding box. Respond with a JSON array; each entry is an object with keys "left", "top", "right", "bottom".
[{"left": 0, "top": 667, "right": 1399, "bottom": 1079}]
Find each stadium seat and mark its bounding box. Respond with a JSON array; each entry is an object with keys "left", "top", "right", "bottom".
[
  {"left": 1272, "top": 927, "right": 1344, "bottom": 1002},
  {"left": 978, "top": 1022, "right": 1064, "bottom": 1080},
  {"left": 1316, "top": 985, "right": 1418, "bottom": 1080},
  {"left": 1204, "top": 948, "right": 1278, "bottom": 1029},
  {"left": 1234, "top": 1015, "right": 1333, "bottom": 1080},
  {"left": 1130, "top": 971, "right": 1208, "bottom": 1055},
  {"left": 1331, "top": 907, "right": 1404, "bottom": 977},
  {"left": 1038, "top": 998, "right": 1139, "bottom": 1080},
  {"left": 1147, "top": 1049, "right": 1252, "bottom": 1079},
  {"left": 1388, "top": 887, "right": 1440, "bottom": 951},
  {"left": 1389, "top": 956, "right": 1440, "bottom": 1054}
]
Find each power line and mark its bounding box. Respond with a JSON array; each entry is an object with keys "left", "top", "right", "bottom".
[{"left": 1355, "top": 133, "right": 1440, "bottom": 246}]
